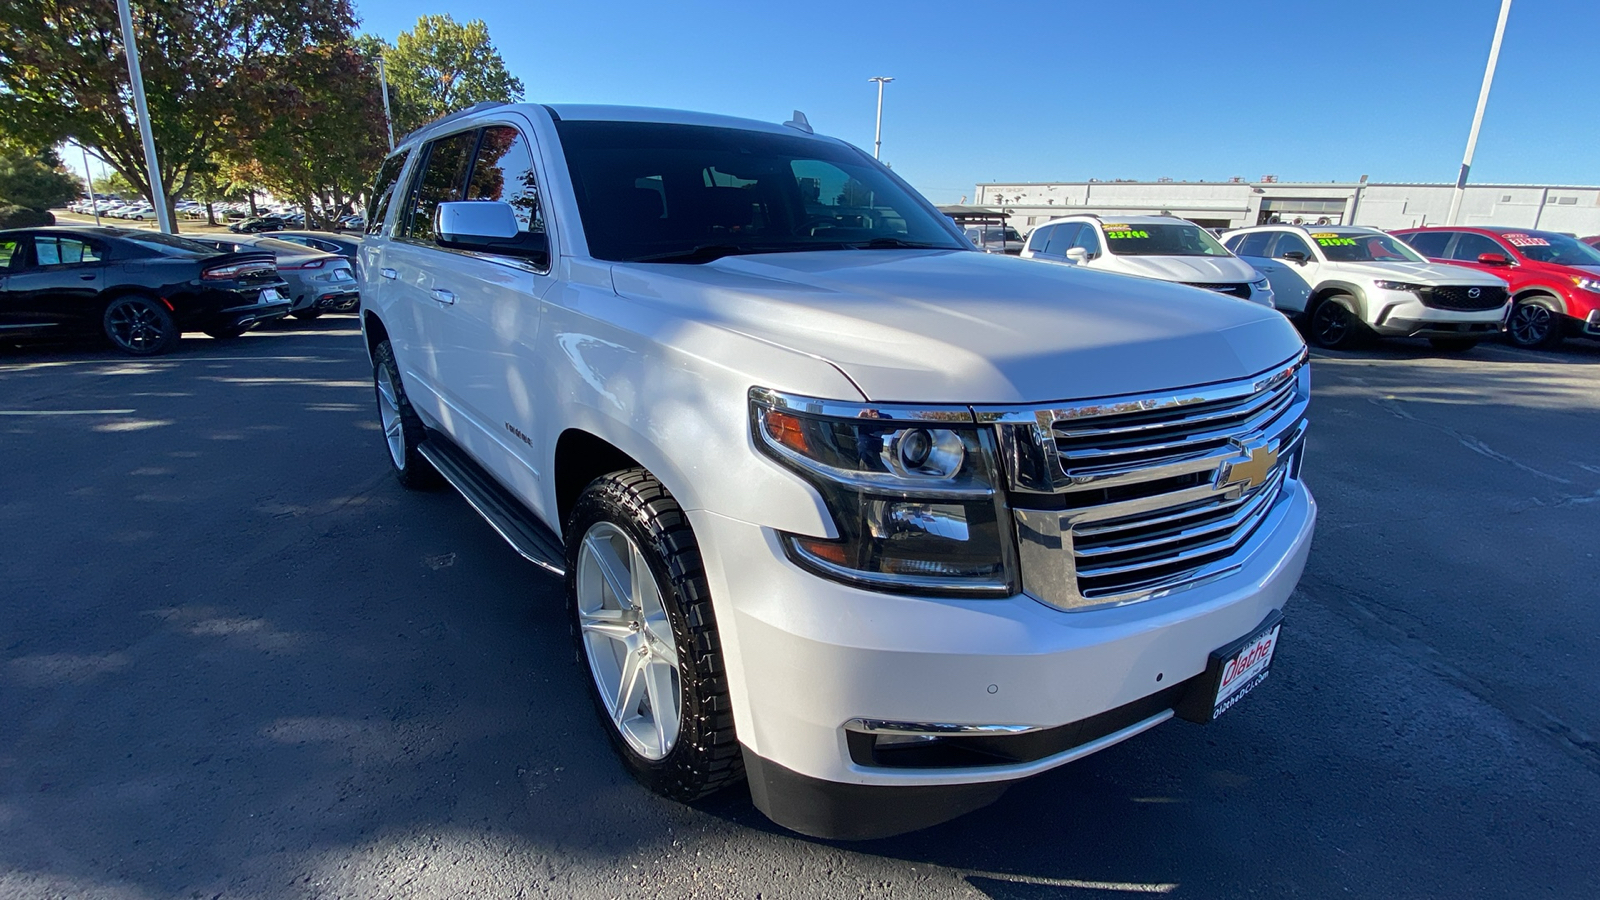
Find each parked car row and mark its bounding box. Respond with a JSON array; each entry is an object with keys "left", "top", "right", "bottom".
[{"left": 1013, "top": 212, "right": 1597, "bottom": 354}]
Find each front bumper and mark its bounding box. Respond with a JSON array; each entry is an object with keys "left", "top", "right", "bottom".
[
  {"left": 1369, "top": 293, "right": 1509, "bottom": 337},
  {"left": 694, "top": 478, "right": 1317, "bottom": 838}
]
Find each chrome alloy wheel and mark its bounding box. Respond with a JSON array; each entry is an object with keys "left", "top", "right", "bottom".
[
  {"left": 1508, "top": 302, "right": 1554, "bottom": 347},
  {"left": 576, "top": 522, "right": 682, "bottom": 761},
  {"left": 375, "top": 364, "right": 406, "bottom": 468}
]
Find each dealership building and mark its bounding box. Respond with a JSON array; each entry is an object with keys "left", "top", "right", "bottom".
[{"left": 970, "top": 179, "right": 1600, "bottom": 236}]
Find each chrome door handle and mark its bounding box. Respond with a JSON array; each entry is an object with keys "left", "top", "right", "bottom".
[
  {"left": 430, "top": 289, "right": 456, "bottom": 305},
  {"left": 380, "top": 268, "right": 398, "bottom": 280}
]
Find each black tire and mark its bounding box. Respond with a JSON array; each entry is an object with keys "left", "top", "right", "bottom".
[
  {"left": 372, "top": 339, "right": 441, "bottom": 490},
  {"left": 204, "top": 324, "right": 250, "bottom": 340},
  {"left": 1308, "top": 294, "right": 1366, "bottom": 350},
  {"left": 103, "top": 295, "right": 178, "bottom": 356},
  {"left": 1506, "top": 297, "right": 1564, "bottom": 350},
  {"left": 1428, "top": 337, "right": 1479, "bottom": 353},
  {"left": 566, "top": 469, "right": 743, "bottom": 802},
  {"left": 292, "top": 310, "right": 324, "bottom": 321}
]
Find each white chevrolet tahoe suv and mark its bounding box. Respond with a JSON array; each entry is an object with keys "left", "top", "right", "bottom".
[
  {"left": 358, "top": 102, "right": 1317, "bottom": 839},
  {"left": 1022, "top": 214, "right": 1275, "bottom": 308},
  {"left": 1222, "top": 224, "right": 1510, "bottom": 352}
]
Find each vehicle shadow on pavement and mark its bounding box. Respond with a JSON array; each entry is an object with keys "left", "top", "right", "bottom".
[{"left": 4, "top": 326, "right": 1599, "bottom": 900}]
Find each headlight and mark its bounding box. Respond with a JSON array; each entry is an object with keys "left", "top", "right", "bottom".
[
  {"left": 750, "top": 388, "right": 1016, "bottom": 595},
  {"left": 1250, "top": 277, "right": 1271, "bottom": 291},
  {"left": 1573, "top": 277, "right": 1600, "bottom": 293},
  {"left": 1373, "top": 280, "right": 1424, "bottom": 292}
]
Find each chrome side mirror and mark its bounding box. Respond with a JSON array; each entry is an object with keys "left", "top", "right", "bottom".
[{"left": 434, "top": 201, "right": 547, "bottom": 263}]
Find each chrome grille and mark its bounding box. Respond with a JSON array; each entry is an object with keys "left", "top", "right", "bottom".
[{"left": 989, "top": 351, "right": 1309, "bottom": 611}]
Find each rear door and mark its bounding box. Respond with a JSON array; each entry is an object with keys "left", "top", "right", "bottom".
[{"left": 1, "top": 233, "right": 106, "bottom": 335}]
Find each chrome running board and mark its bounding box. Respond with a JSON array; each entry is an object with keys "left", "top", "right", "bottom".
[{"left": 417, "top": 435, "right": 567, "bottom": 576}]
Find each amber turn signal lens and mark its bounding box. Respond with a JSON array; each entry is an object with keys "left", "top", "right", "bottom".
[
  {"left": 792, "top": 536, "right": 850, "bottom": 566},
  {"left": 763, "top": 409, "right": 810, "bottom": 455}
]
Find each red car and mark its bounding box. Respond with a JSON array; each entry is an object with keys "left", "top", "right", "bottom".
[
  {"left": 1583, "top": 235, "right": 1600, "bottom": 250},
  {"left": 1394, "top": 226, "right": 1600, "bottom": 349}
]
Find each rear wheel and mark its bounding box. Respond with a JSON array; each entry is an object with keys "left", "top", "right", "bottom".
[
  {"left": 1309, "top": 294, "right": 1366, "bottom": 350},
  {"left": 372, "top": 340, "right": 440, "bottom": 489},
  {"left": 1428, "top": 337, "right": 1479, "bottom": 353},
  {"left": 103, "top": 296, "right": 178, "bottom": 356},
  {"left": 567, "top": 469, "right": 743, "bottom": 801},
  {"left": 1506, "top": 298, "right": 1564, "bottom": 350}
]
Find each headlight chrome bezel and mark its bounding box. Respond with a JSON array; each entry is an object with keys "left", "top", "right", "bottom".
[
  {"left": 1372, "top": 280, "right": 1426, "bottom": 293},
  {"left": 749, "top": 388, "right": 1018, "bottom": 597}
]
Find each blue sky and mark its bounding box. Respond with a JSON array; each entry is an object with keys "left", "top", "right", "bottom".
[{"left": 90, "top": 1, "right": 1600, "bottom": 203}]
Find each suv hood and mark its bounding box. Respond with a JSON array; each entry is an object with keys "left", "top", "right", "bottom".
[
  {"left": 1105, "top": 254, "right": 1260, "bottom": 284},
  {"left": 609, "top": 250, "right": 1304, "bottom": 405},
  {"left": 1327, "top": 259, "right": 1508, "bottom": 285}
]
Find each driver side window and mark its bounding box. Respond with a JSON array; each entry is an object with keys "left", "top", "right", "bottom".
[
  {"left": 1071, "top": 225, "right": 1101, "bottom": 257},
  {"left": 1270, "top": 233, "right": 1313, "bottom": 259}
]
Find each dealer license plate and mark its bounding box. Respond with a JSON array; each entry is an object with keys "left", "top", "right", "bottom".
[
  {"left": 258, "top": 288, "right": 283, "bottom": 304},
  {"left": 1211, "top": 618, "right": 1281, "bottom": 719}
]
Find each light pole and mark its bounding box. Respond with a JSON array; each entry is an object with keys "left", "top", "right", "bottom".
[
  {"left": 78, "top": 143, "right": 101, "bottom": 226},
  {"left": 868, "top": 76, "right": 894, "bottom": 160},
  {"left": 1446, "top": 0, "right": 1513, "bottom": 226},
  {"left": 377, "top": 56, "right": 396, "bottom": 151},
  {"left": 116, "top": 0, "right": 173, "bottom": 233}
]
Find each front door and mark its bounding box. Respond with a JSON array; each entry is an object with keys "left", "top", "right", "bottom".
[{"left": 1, "top": 233, "right": 106, "bottom": 336}]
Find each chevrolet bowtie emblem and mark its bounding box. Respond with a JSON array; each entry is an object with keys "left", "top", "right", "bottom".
[{"left": 1220, "top": 443, "right": 1278, "bottom": 490}]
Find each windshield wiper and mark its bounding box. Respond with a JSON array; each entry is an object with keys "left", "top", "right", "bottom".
[
  {"left": 629, "top": 244, "right": 801, "bottom": 264},
  {"left": 847, "top": 237, "right": 951, "bottom": 250}
]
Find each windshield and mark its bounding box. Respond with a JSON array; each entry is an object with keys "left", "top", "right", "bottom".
[
  {"left": 1102, "top": 223, "right": 1231, "bottom": 257},
  {"left": 969, "top": 227, "right": 1020, "bottom": 244},
  {"left": 1312, "top": 232, "right": 1424, "bottom": 263},
  {"left": 553, "top": 120, "right": 968, "bottom": 262},
  {"left": 1500, "top": 231, "right": 1600, "bottom": 266}
]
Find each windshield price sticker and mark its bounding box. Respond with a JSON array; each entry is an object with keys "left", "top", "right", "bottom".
[
  {"left": 1106, "top": 229, "right": 1150, "bottom": 240},
  {"left": 1310, "top": 232, "right": 1340, "bottom": 239},
  {"left": 1316, "top": 237, "right": 1357, "bottom": 247},
  {"left": 1505, "top": 234, "right": 1550, "bottom": 247}
]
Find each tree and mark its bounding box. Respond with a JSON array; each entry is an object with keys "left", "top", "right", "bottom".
[
  {"left": 0, "top": 0, "right": 358, "bottom": 228},
  {"left": 92, "top": 168, "right": 135, "bottom": 199},
  {"left": 377, "top": 14, "right": 523, "bottom": 136},
  {"left": 0, "top": 148, "right": 81, "bottom": 211},
  {"left": 228, "top": 39, "right": 388, "bottom": 230}
]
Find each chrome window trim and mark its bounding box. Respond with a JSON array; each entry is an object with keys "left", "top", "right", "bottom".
[{"left": 749, "top": 386, "right": 974, "bottom": 423}]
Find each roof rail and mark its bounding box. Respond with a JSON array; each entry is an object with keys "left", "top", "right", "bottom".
[{"left": 396, "top": 100, "right": 510, "bottom": 146}]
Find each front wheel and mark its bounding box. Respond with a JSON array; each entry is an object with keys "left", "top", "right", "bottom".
[
  {"left": 1506, "top": 299, "right": 1564, "bottom": 350},
  {"left": 567, "top": 469, "right": 743, "bottom": 801},
  {"left": 1428, "top": 337, "right": 1479, "bottom": 353},
  {"left": 103, "top": 296, "right": 178, "bottom": 356},
  {"left": 1309, "top": 295, "right": 1366, "bottom": 350}
]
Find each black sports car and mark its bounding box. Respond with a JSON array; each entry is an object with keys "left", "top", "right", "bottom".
[{"left": 0, "top": 226, "right": 291, "bottom": 355}]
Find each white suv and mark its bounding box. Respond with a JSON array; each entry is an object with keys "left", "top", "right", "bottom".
[
  {"left": 1222, "top": 224, "right": 1510, "bottom": 351},
  {"left": 1023, "top": 215, "right": 1274, "bottom": 307},
  {"left": 359, "top": 102, "right": 1316, "bottom": 840}
]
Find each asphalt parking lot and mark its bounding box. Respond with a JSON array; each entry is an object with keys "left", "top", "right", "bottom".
[{"left": 2, "top": 322, "right": 1598, "bottom": 899}]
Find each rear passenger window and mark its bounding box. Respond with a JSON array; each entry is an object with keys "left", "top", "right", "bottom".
[
  {"left": 1449, "top": 232, "right": 1505, "bottom": 262},
  {"left": 34, "top": 236, "right": 100, "bottom": 266},
  {"left": 366, "top": 151, "right": 410, "bottom": 237},
  {"left": 404, "top": 130, "right": 479, "bottom": 242},
  {"left": 465, "top": 125, "right": 545, "bottom": 235},
  {"left": 1403, "top": 231, "right": 1451, "bottom": 258},
  {"left": 1231, "top": 233, "right": 1273, "bottom": 257}
]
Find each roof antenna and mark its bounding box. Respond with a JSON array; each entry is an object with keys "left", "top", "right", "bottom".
[{"left": 783, "top": 110, "right": 813, "bottom": 134}]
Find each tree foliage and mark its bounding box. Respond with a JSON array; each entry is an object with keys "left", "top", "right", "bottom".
[
  {"left": 228, "top": 39, "right": 388, "bottom": 229},
  {"left": 0, "top": 149, "right": 82, "bottom": 211},
  {"left": 0, "top": 0, "right": 358, "bottom": 226},
  {"left": 377, "top": 14, "right": 524, "bottom": 136}
]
